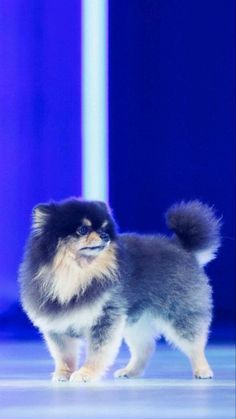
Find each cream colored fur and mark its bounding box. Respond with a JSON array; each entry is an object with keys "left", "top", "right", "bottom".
[
  {"left": 35, "top": 241, "right": 118, "bottom": 305},
  {"left": 32, "top": 208, "right": 48, "bottom": 233}
]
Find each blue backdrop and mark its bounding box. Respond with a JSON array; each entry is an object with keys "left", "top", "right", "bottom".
[
  {"left": 109, "top": 0, "right": 236, "bottom": 339},
  {"left": 0, "top": 0, "right": 235, "bottom": 340},
  {"left": 0, "top": 1, "right": 81, "bottom": 331}
]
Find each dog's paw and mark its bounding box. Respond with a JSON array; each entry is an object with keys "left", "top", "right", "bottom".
[
  {"left": 70, "top": 367, "right": 100, "bottom": 383},
  {"left": 194, "top": 367, "right": 214, "bottom": 379},
  {"left": 114, "top": 367, "right": 141, "bottom": 379},
  {"left": 52, "top": 370, "right": 71, "bottom": 382}
]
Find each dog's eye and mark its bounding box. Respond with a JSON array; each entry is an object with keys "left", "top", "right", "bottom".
[
  {"left": 99, "top": 231, "right": 110, "bottom": 242},
  {"left": 76, "top": 225, "right": 90, "bottom": 236}
]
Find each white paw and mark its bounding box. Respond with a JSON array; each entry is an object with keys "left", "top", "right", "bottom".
[
  {"left": 70, "top": 367, "right": 100, "bottom": 383},
  {"left": 52, "top": 371, "right": 71, "bottom": 382},
  {"left": 194, "top": 367, "right": 214, "bottom": 379},
  {"left": 114, "top": 367, "right": 141, "bottom": 379}
]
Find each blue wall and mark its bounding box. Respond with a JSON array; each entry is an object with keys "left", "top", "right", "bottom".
[
  {"left": 0, "top": 1, "right": 81, "bottom": 314},
  {"left": 109, "top": 0, "right": 236, "bottom": 334}
]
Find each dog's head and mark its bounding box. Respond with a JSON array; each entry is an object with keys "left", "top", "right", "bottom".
[{"left": 32, "top": 198, "right": 117, "bottom": 263}]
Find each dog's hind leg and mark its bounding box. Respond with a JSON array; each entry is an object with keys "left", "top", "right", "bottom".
[
  {"left": 114, "top": 314, "right": 156, "bottom": 378},
  {"left": 160, "top": 321, "right": 213, "bottom": 379},
  {"left": 185, "top": 335, "right": 213, "bottom": 379}
]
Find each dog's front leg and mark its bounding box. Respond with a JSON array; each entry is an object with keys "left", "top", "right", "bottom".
[
  {"left": 70, "top": 315, "right": 125, "bottom": 383},
  {"left": 44, "top": 332, "right": 79, "bottom": 382}
]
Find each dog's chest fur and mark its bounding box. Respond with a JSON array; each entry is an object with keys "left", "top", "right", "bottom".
[
  {"left": 36, "top": 243, "right": 118, "bottom": 305},
  {"left": 33, "top": 291, "right": 111, "bottom": 335},
  {"left": 30, "top": 244, "right": 118, "bottom": 334}
]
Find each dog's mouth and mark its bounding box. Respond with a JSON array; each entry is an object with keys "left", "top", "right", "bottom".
[{"left": 80, "top": 245, "right": 106, "bottom": 252}]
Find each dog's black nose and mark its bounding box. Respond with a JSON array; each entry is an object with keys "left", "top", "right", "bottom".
[{"left": 100, "top": 232, "right": 110, "bottom": 242}]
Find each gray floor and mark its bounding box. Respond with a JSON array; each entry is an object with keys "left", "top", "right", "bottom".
[{"left": 0, "top": 341, "right": 235, "bottom": 418}]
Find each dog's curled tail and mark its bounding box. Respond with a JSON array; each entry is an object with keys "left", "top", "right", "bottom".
[{"left": 166, "top": 200, "right": 222, "bottom": 266}]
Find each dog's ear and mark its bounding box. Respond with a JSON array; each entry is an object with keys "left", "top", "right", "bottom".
[
  {"left": 95, "top": 201, "right": 112, "bottom": 214},
  {"left": 32, "top": 203, "right": 54, "bottom": 229}
]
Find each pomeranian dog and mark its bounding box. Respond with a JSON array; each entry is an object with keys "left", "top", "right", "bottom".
[{"left": 19, "top": 198, "right": 221, "bottom": 382}]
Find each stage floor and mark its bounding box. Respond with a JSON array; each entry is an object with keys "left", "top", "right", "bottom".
[{"left": 0, "top": 341, "right": 235, "bottom": 418}]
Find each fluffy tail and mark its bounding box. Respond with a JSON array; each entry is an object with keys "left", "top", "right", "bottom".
[{"left": 166, "top": 200, "right": 222, "bottom": 266}]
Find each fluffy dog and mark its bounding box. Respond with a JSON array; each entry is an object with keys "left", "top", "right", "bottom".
[{"left": 19, "top": 199, "right": 221, "bottom": 382}]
